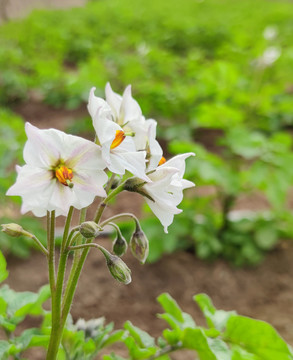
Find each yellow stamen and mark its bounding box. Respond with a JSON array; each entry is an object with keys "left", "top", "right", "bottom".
[
  {"left": 55, "top": 165, "right": 74, "bottom": 187},
  {"left": 110, "top": 130, "right": 126, "bottom": 149},
  {"left": 158, "top": 156, "right": 166, "bottom": 166}
]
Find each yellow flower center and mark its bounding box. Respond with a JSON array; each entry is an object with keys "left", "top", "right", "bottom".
[
  {"left": 158, "top": 156, "right": 166, "bottom": 166},
  {"left": 55, "top": 165, "right": 74, "bottom": 188},
  {"left": 110, "top": 130, "right": 126, "bottom": 149}
]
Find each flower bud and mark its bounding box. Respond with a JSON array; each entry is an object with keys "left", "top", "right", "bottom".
[
  {"left": 124, "top": 178, "right": 154, "bottom": 201},
  {"left": 107, "top": 254, "right": 131, "bottom": 285},
  {"left": 130, "top": 228, "right": 149, "bottom": 264},
  {"left": 113, "top": 233, "right": 128, "bottom": 257},
  {"left": 79, "top": 221, "right": 101, "bottom": 238},
  {"left": 1, "top": 223, "right": 33, "bottom": 238}
]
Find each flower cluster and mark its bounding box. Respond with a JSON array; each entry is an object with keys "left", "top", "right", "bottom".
[{"left": 7, "top": 83, "right": 194, "bottom": 232}]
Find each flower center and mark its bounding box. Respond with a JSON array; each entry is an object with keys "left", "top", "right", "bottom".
[
  {"left": 55, "top": 165, "right": 74, "bottom": 188},
  {"left": 158, "top": 156, "right": 166, "bottom": 166},
  {"left": 110, "top": 130, "right": 126, "bottom": 149}
]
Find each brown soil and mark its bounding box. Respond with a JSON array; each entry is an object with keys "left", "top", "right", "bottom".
[{"left": 5, "top": 238, "right": 293, "bottom": 359}]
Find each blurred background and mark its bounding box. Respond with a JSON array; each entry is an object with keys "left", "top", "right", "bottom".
[{"left": 1, "top": 0, "right": 293, "bottom": 355}]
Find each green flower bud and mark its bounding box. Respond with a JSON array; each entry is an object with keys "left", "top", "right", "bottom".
[
  {"left": 1, "top": 223, "right": 33, "bottom": 238},
  {"left": 113, "top": 233, "right": 128, "bottom": 256},
  {"left": 79, "top": 221, "right": 101, "bottom": 238},
  {"left": 130, "top": 228, "right": 149, "bottom": 264},
  {"left": 107, "top": 254, "right": 131, "bottom": 285}
]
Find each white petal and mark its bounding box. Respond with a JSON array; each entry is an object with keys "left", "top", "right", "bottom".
[
  {"left": 64, "top": 137, "right": 106, "bottom": 171},
  {"left": 114, "top": 150, "right": 150, "bottom": 181},
  {"left": 120, "top": 85, "right": 142, "bottom": 124},
  {"left": 162, "top": 153, "right": 195, "bottom": 177},
  {"left": 23, "top": 123, "right": 60, "bottom": 168},
  {"left": 87, "top": 87, "right": 110, "bottom": 119},
  {"left": 105, "top": 82, "right": 123, "bottom": 122},
  {"left": 145, "top": 198, "right": 182, "bottom": 233},
  {"left": 93, "top": 106, "right": 122, "bottom": 146}
]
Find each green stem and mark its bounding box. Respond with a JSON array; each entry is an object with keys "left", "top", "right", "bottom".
[
  {"left": 46, "top": 210, "right": 59, "bottom": 360},
  {"left": 47, "top": 211, "right": 56, "bottom": 294},
  {"left": 31, "top": 235, "right": 48, "bottom": 256},
  {"left": 61, "top": 239, "right": 92, "bottom": 329},
  {"left": 46, "top": 207, "right": 74, "bottom": 360},
  {"left": 100, "top": 212, "right": 139, "bottom": 227},
  {"left": 94, "top": 183, "right": 125, "bottom": 223}
]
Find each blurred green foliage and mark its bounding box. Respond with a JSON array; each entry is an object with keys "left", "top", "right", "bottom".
[
  {"left": 1, "top": 0, "right": 293, "bottom": 263},
  {"left": 0, "top": 0, "right": 293, "bottom": 133}
]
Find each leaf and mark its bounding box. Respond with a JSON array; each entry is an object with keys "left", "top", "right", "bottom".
[
  {"left": 194, "top": 294, "right": 235, "bottom": 331},
  {"left": 0, "top": 340, "right": 11, "bottom": 359},
  {"left": 0, "top": 251, "right": 8, "bottom": 283},
  {"left": 224, "top": 315, "right": 293, "bottom": 360},
  {"left": 101, "top": 330, "right": 126, "bottom": 349},
  {"left": 124, "top": 321, "right": 155, "bottom": 348},
  {"left": 181, "top": 328, "right": 217, "bottom": 360},
  {"left": 124, "top": 336, "right": 157, "bottom": 359},
  {"left": 157, "top": 293, "right": 184, "bottom": 323}
]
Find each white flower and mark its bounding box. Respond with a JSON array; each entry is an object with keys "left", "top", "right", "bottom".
[
  {"left": 7, "top": 123, "right": 108, "bottom": 217},
  {"left": 142, "top": 153, "right": 195, "bottom": 233},
  {"left": 88, "top": 87, "right": 150, "bottom": 181}
]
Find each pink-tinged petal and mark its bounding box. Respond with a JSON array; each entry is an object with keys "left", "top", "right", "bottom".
[
  {"left": 6, "top": 165, "right": 53, "bottom": 196},
  {"left": 63, "top": 136, "right": 106, "bottom": 171},
  {"left": 87, "top": 87, "right": 110, "bottom": 119},
  {"left": 73, "top": 169, "right": 108, "bottom": 199},
  {"left": 120, "top": 85, "right": 142, "bottom": 124},
  {"left": 105, "top": 82, "right": 123, "bottom": 122},
  {"left": 23, "top": 123, "right": 61, "bottom": 168}
]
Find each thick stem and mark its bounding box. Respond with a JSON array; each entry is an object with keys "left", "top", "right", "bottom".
[
  {"left": 46, "top": 210, "right": 58, "bottom": 360},
  {"left": 94, "top": 183, "right": 125, "bottom": 223},
  {"left": 61, "top": 239, "right": 92, "bottom": 329}
]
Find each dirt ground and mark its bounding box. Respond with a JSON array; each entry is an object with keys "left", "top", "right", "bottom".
[{"left": 5, "top": 237, "right": 293, "bottom": 359}]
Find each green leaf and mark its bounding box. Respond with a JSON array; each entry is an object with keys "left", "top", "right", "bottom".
[
  {"left": 124, "top": 336, "right": 157, "bottom": 359},
  {"left": 157, "top": 293, "right": 184, "bottom": 323},
  {"left": 101, "top": 330, "right": 126, "bottom": 349},
  {"left": 224, "top": 315, "right": 293, "bottom": 360},
  {"left": 194, "top": 294, "right": 235, "bottom": 331},
  {"left": 0, "top": 340, "right": 11, "bottom": 359},
  {"left": 103, "top": 354, "right": 127, "bottom": 360},
  {"left": 0, "top": 251, "right": 8, "bottom": 283},
  {"left": 124, "top": 321, "right": 155, "bottom": 348},
  {"left": 181, "top": 328, "right": 217, "bottom": 360}
]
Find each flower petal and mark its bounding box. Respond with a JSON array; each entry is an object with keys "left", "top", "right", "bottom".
[
  {"left": 105, "top": 82, "right": 123, "bottom": 122},
  {"left": 120, "top": 85, "right": 142, "bottom": 124}
]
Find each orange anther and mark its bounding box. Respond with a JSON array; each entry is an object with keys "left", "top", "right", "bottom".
[
  {"left": 158, "top": 156, "right": 166, "bottom": 166},
  {"left": 55, "top": 165, "right": 73, "bottom": 187},
  {"left": 110, "top": 130, "right": 126, "bottom": 149}
]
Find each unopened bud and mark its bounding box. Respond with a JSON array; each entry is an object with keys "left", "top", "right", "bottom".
[
  {"left": 113, "top": 233, "right": 128, "bottom": 256},
  {"left": 130, "top": 227, "right": 149, "bottom": 264},
  {"left": 79, "top": 221, "right": 101, "bottom": 238},
  {"left": 107, "top": 254, "right": 131, "bottom": 285},
  {"left": 1, "top": 223, "right": 33, "bottom": 238},
  {"left": 124, "top": 178, "right": 154, "bottom": 202}
]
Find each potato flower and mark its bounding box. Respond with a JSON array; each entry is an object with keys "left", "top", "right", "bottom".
[
  {"left": 7, "top": 123, "right": 108, "bottom": 217},
  {"left": 142, "top": 153, "right": 195, "bottom": 233},
  {"left": 88, "top": 87, "right": 150, "bottom": 181},
  {"left": 105, "top": 83, "right": 164, "bottom": 164}
]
